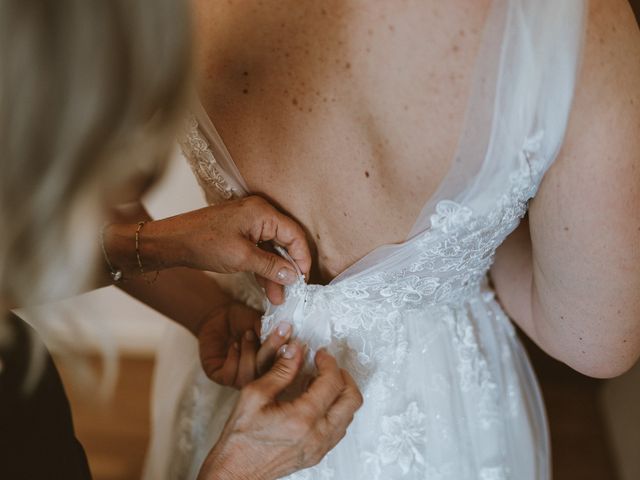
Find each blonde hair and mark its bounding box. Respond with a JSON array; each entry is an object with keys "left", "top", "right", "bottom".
[{"left": 0, "top": 0, "right": 192, "bottom": 308}]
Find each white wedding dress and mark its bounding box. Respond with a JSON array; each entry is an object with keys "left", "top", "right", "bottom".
[{"left": 143, "top": 1, "right": 586, "bottom": 478}]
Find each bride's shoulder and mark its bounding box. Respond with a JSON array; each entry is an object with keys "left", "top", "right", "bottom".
[
  {"left": 531, "top": 0, "right": 638, "bottom": 211},
  {"left": 557, "top": 0, "right": 638, "bottom": 171}
]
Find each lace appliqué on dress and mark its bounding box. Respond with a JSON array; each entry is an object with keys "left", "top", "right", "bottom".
[
  {"left": 176, "top": 125, "right": 549, "bottom": 479},
  {"left": 179, "top": 115, "right": 236, "bottom": 201}
]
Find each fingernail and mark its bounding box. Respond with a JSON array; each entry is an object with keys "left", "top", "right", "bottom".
[
  {"left": 233, "top": 342, "right": 240, "bottom": 351},
  {"left": 276, "top": 268, "right": 296, "bottom": 285},
  {"left": 276, "top": 321, "right": 291, "bottom": 337},
  {"left": 245, "top": 330, "right": 256, "bottom": 341},
  {"left": 278, "top": 343, "right": 297, "bottom": 359}
]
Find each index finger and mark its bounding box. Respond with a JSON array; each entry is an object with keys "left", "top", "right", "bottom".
[
  {"left": 269, "top": 211, "right": 312, "bottom": 277},
  {"left": 293, "top": 349, "right": 345, "bottom": 416},
  {"left": 325, "top": 368, "right": 363, "bottom": 429}
]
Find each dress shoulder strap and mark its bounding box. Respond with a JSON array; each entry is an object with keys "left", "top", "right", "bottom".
[
  {"left": 408, "top": 0, "right": 587, "bottom": 237},
  {"left": 178, "top": 99, "right": 250, "bottom": 205}
]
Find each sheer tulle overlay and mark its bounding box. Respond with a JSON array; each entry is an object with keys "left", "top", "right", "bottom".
[{"left": 143, "top": 1, "right": 586, "bottom": 478}]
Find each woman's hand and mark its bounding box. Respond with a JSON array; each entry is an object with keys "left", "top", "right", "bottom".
[
  {"left": 198, "top": 301, "right": 293, "bottom": 388},
  {"left": 197, "top": 346, "right": 363, "bottom": 480},
  {"left": 104, "top": 196, "right": 311, "bottom": 304}
]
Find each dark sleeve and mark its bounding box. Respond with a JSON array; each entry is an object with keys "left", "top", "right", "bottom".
[{"left": 0, "top": 314, "right": 92, "bottom": 480}]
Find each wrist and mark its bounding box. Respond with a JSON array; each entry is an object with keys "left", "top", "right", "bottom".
[
  {"left": 141, "top": 218, "right": 192, "bottom": 270},
  {"left": 102, "top": 223, "right": 139, "bottom": 277},
  {"left": 199, "top": 440, "right": 260, "bottom": 480},
  {"left": 103, "top": 220, "right": 190, "bottom": 277}
]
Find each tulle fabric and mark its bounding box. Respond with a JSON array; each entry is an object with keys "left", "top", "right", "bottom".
[{"left": 143, "top": 1, "right": 586, "bottom": 478}]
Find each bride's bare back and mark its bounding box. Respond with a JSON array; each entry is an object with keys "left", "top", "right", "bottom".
[
  {"left": 194, "top": 0, "right": 640, "bottom": 378},
  {"left": 194, "top": 0, "right": 491, "bottom": 282}
]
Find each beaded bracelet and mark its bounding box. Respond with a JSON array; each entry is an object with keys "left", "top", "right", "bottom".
[{"left": 135, "top": 221, "right": 159, "bottom": 284}]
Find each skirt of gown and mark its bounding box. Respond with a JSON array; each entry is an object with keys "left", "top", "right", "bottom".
[{"left": 143, "top": 276, "right": 549, "bottom": 480}]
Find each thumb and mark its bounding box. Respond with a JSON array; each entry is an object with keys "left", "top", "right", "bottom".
[
  {"left": 244, "top": 245, "right": 299, "bottom": 286},
  {"left": 248, "top": 343, "right": 304, "bottom": 401}
]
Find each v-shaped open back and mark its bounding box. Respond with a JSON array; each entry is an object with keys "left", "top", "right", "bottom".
[{"left": 182, "top": 0, "right": 584, "bottom": 286}]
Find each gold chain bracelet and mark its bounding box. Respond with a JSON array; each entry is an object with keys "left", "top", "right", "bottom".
[{"left": 135, "top": 221, "right": 159, "bottom": 284}]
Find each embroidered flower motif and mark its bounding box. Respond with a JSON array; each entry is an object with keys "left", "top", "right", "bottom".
[
  {"left": 178, "top": 121, "right": 551, "bottom": 479},
  {"left": 429, "top": 200, "right": 473, "bottom": 234},
  {"left": 379, "top": 275, "right": 439, "bottom": 307},
  {"left": 342, "top": 285, "right": 371, "bottom": 300},
  {"left": 377, "top": 402, "right": 428, "bottom": 474}
]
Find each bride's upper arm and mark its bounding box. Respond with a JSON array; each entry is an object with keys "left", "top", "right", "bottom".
[{"left": 524, "top": 0, "right": 640, "bottom": 378}]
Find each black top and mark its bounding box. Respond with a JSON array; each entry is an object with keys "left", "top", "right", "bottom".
[{"left": 0, "top": 314, "right": 92, "bottom": 480}]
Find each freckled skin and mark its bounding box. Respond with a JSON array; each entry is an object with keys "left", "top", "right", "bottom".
[
  {"left": 193, "top": 0, "right": 640, "bottom": 377},
  {"left": 193, "top": 0, "right": 490, "bottom": 282}
]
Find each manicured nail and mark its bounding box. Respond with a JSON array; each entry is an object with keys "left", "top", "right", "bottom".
[
  {"left": 278, "top": 343, "right": 297, "bottom": 359},
  {"left": 276, "top": 322, "right": 292, "bottom": 337},
  {"left": 276, "top": 268, "right": 296, "bottom": 285},
  {"left": 245, "top": 330, "right": 256, "bottom": 341}
]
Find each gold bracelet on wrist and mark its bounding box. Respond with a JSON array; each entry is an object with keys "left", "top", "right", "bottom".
[{"left": 135, "top": 221, "right": 160, "bottom": 284}]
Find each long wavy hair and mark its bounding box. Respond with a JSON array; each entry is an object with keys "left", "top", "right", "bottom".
[{"left": 0, "top": 0, "right": 192, "bottom": 311}]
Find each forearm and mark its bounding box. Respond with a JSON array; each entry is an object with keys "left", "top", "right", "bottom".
[
  {"left": 102, "top": 202, "right": 231, "bottom": 335},
  {"left": 118, "top": 267, "right": 231, "bottom": 335},
  {"left": 102, "top": 208, "right": 194, "bottom": 279}
]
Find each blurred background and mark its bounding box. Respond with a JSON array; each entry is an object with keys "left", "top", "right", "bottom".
[{"left": 15, "top": 2, "right": 640, "bottom": 479}]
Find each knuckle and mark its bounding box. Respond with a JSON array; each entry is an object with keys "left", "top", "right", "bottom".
[
  {"left": 347, "top": 395, "right": 363, "bottom": 413},
  {"left": 298, "top": 400, "right": 321, "bottom": 422},
  {"left": 332, "top": 375, "right": 347, "bottom": 392},
  {"left": 264, "top": 216, "right": 279, "bottom": 238},
  {"left": 261, "top": 254, "right": 278, "bottom": 277},
  {"left": 270, "top": 361, "right": 292, "bottom": 381},
  {"left": 318, "top": 352, "right": 338, "bottom": 371},
  {"left": 242, "top": 196, "right": 262, "bottom": 208},
  {"left": 307, "top": 443, "right": 327, "bottom": 468},
  {"left": 306, "top": 453, "right": 324, "bottom": 469},
  {"left": 323, "top": 377, "right": 345, "bottom": 399},
  {"left": 330, "top": 410, "right": 354, "bottom": 430},
  {"left": 351, "top": 389, "right": 364, "bottom": 410},
  {"left": 286, "top": 415, "right": 313, "bottom": 438},
  {"left": 232, "top": 244, "right": 252, "bottom": 267}
]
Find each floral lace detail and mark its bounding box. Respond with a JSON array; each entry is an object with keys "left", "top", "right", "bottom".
[
  {"left": 172, "top": 371, "right": 216, "bottom": 480},
  {"left": 177, "top": 128, "right": 550, "bottom": 479},
  {"left": 264, "top": 131, "right": 546, "bottom": 362},
  {"left": 179, "top": 115, "right": 235, "bottom": 201},
  {"left": 264, "top": 131, "right": 547, "bottom": 479},
  {"left": 444, "top": 305, "right": 501, "bottom": 429},
  {"left": 362, "top": 402, "right": 461, "bottom": 480},
  {"left": 377, "top": 402, "right": 428, "bottom": 473}
]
